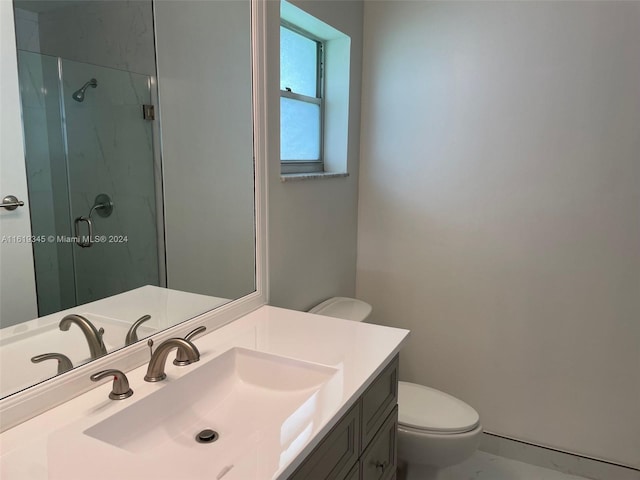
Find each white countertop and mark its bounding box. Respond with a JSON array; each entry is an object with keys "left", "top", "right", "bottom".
[{"left": 0, "top": 305, "right": 409, "bottom": 480}]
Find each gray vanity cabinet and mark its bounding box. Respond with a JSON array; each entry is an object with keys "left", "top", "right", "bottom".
[
  {"left": 288, "top": 356, "right": 399, "bottom": 480},
  {"left": 359, "top": 406, "right": 398, "bottom": 480}
]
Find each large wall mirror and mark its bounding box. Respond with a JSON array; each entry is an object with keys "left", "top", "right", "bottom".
[{"left": 0, "top": 0, "right": 257, "bottom": 400}]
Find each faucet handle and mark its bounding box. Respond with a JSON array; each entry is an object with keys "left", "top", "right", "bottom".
[
  {"left": 90, "top": 369, "right": 133, "bottom": 400},
  {"left": 31, "top": 353, "right": 73, "bottom": 374},
  {"left": 174, "top": 326, "right": 206, "bottom": 366},
  {"left": 125, "top": 314, "right": 152, "bottom": 345}
]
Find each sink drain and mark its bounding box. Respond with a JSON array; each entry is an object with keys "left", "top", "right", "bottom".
[{"left": 196, "top": 429, "right": 219, "bottom": 444}]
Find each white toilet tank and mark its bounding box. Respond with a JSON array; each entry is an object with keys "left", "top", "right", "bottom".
[{"left": 308, "top": 297, "right": 372, "bottom": 322}]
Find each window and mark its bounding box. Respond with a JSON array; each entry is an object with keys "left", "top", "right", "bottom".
[
  {"left": 280, "top": 1, "right": 351, "bottom": 179},
  {"left": 280, "top": 23, "right": 324, "bottom": 174}
]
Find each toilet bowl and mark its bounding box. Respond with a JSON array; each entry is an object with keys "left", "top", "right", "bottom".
[{"left": 309, "top": 297, "right": 482, "bottom": 480}]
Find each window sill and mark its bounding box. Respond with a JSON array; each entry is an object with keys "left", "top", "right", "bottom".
[{"left": 280, "top": 171, "right": 349, "bottom": 183}]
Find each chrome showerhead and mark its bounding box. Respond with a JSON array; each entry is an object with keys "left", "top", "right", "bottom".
[{"left": 72, "top": 78, "right": 97, "bottom": 102}]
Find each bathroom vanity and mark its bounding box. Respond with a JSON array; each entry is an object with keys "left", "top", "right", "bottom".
[
  {"left": 289, "top": 356, "right": 399, "bottom": 480},
  {"left": 0, "top": 306, "right": 409, "bottom": 480}
]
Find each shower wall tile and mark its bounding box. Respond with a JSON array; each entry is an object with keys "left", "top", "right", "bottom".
[
  {"left": 14, "top": 8, "right": 40, "bottom": 53},
  {"left": 37, "top": 1, "right": 155, "bottom": 76}
]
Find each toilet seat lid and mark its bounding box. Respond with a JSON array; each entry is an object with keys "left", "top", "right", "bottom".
[{"left": 398, "top": 382, "right": 480, "bottom": 433}]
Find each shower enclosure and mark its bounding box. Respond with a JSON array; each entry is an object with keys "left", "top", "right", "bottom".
[{"left": 18, "top": 51, "right": 163, "bottom": 316}]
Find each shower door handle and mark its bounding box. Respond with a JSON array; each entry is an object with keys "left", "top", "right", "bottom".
[{"left": 74, "top": 216, "right": 93, "bottom": 248}]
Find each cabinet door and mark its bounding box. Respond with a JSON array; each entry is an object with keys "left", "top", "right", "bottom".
[
  {"left": 360, "top": 407, "right": 398, "bottom": 480},
  {"left": 361, "top": 356, "right": 398, "bottom": 448},
  {"left": 289, "top": 403, "right": 360, "bottom": 480},
  {"left": 345, "top": 463, "right": 360, "bottom": 480}
]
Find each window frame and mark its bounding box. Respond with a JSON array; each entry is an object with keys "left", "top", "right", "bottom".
[{"left": 280, "top": 21, "right": 325, "bottom": 174}]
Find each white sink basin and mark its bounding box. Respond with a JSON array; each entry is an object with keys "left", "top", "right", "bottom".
[{"left": 85, "top": 347, "right": 339, "bottom": 462}]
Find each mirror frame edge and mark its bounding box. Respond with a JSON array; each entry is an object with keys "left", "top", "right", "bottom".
[{"left": 0, "top": 0, "right": 269, "bottom": 433}]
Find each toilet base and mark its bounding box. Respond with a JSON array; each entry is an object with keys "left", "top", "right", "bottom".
[{"left": 398, "top": 423, "right": 482, "bottom": 480}]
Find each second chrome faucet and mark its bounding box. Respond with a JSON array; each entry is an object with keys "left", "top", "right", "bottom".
[
  {"left": 144, "top": 337, "right": 200, "bottom": 382},
  {"left": 59, "top": 314, "right": 107, "bottom": 359}
]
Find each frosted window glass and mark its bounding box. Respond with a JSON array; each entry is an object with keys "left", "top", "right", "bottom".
[
  {"left": 280, "top": 26, "right": 318, "bottom": 97},
  {"left": 281, "top": 97, "right": 320, "bottom": 161}
]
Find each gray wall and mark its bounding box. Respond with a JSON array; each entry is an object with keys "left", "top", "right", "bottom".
[
  {"left": 155, "top": 1, "right": 256, "bottom": 300},
  {"left": 267, "top": 0, "right": 364, "bottom": 311},
  {"left": 357, "top": 1, "right": 640, "bottom": 468},
  {"left": 37, "top": 1, "right": 156, "bottom": 76}
]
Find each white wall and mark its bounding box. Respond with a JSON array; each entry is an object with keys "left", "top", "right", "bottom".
[
  {"left": 155, "top": 1, "right": 256, "bottom": 301},
  {"left": 0, "top": 3, "right": 38, "bottom": 327},
  {"left": 357, "top": 1, "right": 640, "bottom": 468},
  {"left": 268, "top": 0, "right": 364, "bottom": 311}
]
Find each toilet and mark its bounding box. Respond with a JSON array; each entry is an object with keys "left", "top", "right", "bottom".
[{"left": 309, "top": 297, "right": 482, "bottom": 480}]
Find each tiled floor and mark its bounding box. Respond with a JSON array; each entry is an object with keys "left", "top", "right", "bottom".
[
  {"left": 428, "top": 451, "right": 593, "bottom": 480},
  {"left": 478, "top": 434, "right": 640, "bottom": 480}
]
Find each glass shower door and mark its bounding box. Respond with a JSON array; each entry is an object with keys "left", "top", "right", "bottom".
[
  {"left": 17, "top": 51, "right": 75, "bottom": 315},
  {"left": 61, "top": 59, "right": 160, "bottom": 306}
]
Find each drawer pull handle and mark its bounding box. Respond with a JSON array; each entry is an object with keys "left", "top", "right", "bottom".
[{"left": 374, "top": 461, "right": 388, "bottom": 472}]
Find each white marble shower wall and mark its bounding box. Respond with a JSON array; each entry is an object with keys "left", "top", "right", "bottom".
[
  {"left": 36, "top": 0, "right": 156, "bottom": 76},
  {"left": 61, "top": 59, "right": 160, "bottom": 305},
  {"left": 17, "top": 51, "right": 76, "bottom": 316}
]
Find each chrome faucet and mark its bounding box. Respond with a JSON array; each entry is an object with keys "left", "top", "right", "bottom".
[
  {"left": 174, "top": 326, "right": 206, "bottom": 366},
  {"left": 144, "top": 338, "right": 200, "bottom": 382},
  {"left": 59, "top": 314, "right": 107, "bottom": 359},
  {"left": 125, "top": 314, "right": 152, "bottom": 345}
]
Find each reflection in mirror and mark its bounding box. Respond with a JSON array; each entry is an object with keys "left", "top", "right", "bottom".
[{"left": 1, "top": 0, "right": 255, "bottom": 399}]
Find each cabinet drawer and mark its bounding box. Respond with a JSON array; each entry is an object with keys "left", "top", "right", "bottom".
[
  {"left": 289, "top": 403, "right": 360, "bottom": 480},
  {"left": 360, "top": 406, "right": 398, "bottom": 480},
  {"left": 361, "top": 356, "right": 398, "bottom": 448}
]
